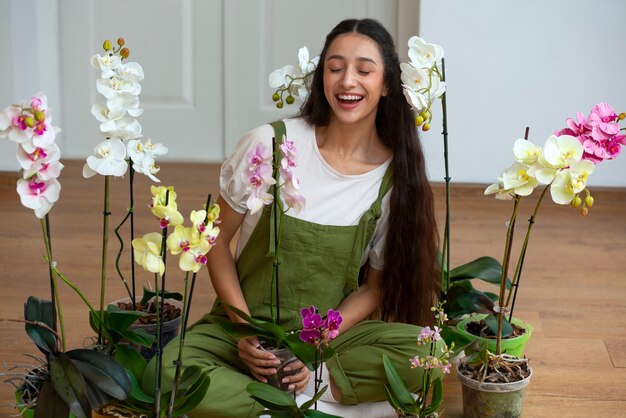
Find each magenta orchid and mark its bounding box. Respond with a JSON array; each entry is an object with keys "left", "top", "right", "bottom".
[
  {"left": 243, "top": 142, "right": 276, "bottom": 214},
  {"left": 555, "top": 102, "right": 626, "bottom": 164},
  {"left": 299, "top": 306, "right": 343, "bottom": 348}
]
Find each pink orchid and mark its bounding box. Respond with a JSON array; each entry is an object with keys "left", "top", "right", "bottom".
[
  {"left": 417, "top": 326, "right": 434, "bottom": 343},
  {"left": 301, "top": 306, "right": 323, "bottom": 330},
  {"left": 589, "top": 102, "right": 618, "bottom": 124},
  {"left": 323, "top": 309, "right": 343, "bottom": 340},
  {"left": 299, "top": 329, "right": 322, "bottom": 345},
  {"left": 409, "top": 356, "right": 421, "bottom": 368}
]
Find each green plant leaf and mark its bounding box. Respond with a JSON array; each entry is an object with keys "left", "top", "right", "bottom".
[
  {"left": 457, "top": 290, "right": 496, "bottom": 314},
  {"left": 483, "top": 314, "right": 513, "bottom": 338},
  {"left": 167, "top": 365, "right": 211, "bottom": 417},
  {"left": 126, "top": 370, "right": 155, "bottom": 403},
  {"left": 114, "top": 344, "right": 148, "bottom": 381},
  {"left": 423, "top": 377, "right": 444, "bottom": 415},
  {"left": 65, "top": 349, "right": 131, "bottom": 401},
  {"left": 49, "top": 352, "right": 91, "bottom": 418},
  {"left": 304, "top": 410, "right": 343, "bottom": 418},
  {"left": 24, "top": 296, "right": 57, "bottom": 354},
  {"left": 440, "top": 325, "right": 473, "bottom": 354},
  {"left": 449, "top": 256, "right": 505, "bottom": 285},
  {"left": 247, "top": 381, "right": 297, "bottom": 408},
  {"left": 34, "top": 379, "right": 71, "bottom": 418},
  {"left": 139, "top": 287, "right": 183, "bottom": 306},
  {"left": 382, "top": 355, "right": 416, "bottom": 412},
  {"left": 219, "top": 322, "right": 278, "bottom": 343},
  {"left": 112, "top": 326, "right": 155, "bottom": 347}
]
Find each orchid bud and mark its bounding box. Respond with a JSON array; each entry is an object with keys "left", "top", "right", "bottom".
[
  {"left": 415, "top": 115, "right": 424, "bottom": 126},
  {"left": 272, "top": 93, "right": 280, "bottom": 102},
  {"left": 117, "top": 37, "right": 125, "bottom": 46},
  {"left": 286, "top": 95, "right": 295, "bottom": 105},
  {"left": 580, "top": 206, "right": 589, "bottom": 216},
  {"left": 24, "top": 117, "right": 36, "bottom": 128},
  {"left": 422, "top": 123, "right": 431, "bottom": 132},
  {"left": 276, "top": 101, "right": 284, "bottom": 109},
  {"left": 34, "top": 110, "right": 45, "bottom": 122},
  {"left": 571, "top": 196, "right": 582, "bottom": 208},
  {"left": 619, "top": 112, "right": 625, "bottom": 121},
  {"left": 585, "top": 195, "right": 594, "bottom": 208},
  {"left": 120, "top": 48, "right": 130, "bottom": 59},
  {"left": 420, "top": 110, "right": 430, "bottom": 120},
  {"left": 103, "top": 40, "right": 112, "bottom": 51}
]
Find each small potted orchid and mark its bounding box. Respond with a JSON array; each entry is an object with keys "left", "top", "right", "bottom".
[
  {"left": 245, "top": 305, "right": 343, "bottom": 418},
  {"left": 456, "top": 103, "right": 626, "bottom": 418},
  {"left": 383, "top": 303, "right": 453, "bottom": 418}
]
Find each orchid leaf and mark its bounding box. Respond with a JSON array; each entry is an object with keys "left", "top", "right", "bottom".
[
  {"left": 139, "top": 287, "right": 182, "bottom": 306},
  {"left": 34, "top": 380, "right": 71, "bottom": 418},
  {"left": 457, "top": 290, "right": 496, "bottom": 314},
  {"left": 66, "top": 349, "right": 131, "bottom": 400},
  {"left": 299, "top": 384, "right": 328, "bottom": 410},
  {"left": 484, "top": 314, "right": 513, "bottom": 338},
  {"left": 127, "top": 370, "right": 154, "bottom": 403},
  {"left": 247, "top": 381, "right": 297, "bottom": 408},
  {"left": 423, "top": 378, "right": 444, "bottom": 415},
  {"left": 24, "top": 296, "right": 57, "bottom": 354},
  {"left": 166, "top": 365, "right": 210, "bottom": 417},
  {"left": 114, "top": 344, "right": 148, "bottom": 381},
  {"left": 440, "top": 325, "right": 473, "bottom": 355},
  {"left": 304, "top": 410, "right": 343, "bottom": 418},
  {"left": 382, "top": 354, "right": 417, "bottom": 413},
  {"left": 450, "top": 256, "right": 511, "bottom": 288},
  {"left": 49, "top": 352, "right": 91, "bottom": 418}
]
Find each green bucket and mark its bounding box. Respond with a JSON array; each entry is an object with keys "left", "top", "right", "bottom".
[{"left": 456, "top": 314, "right": 533, "bottom": 357}]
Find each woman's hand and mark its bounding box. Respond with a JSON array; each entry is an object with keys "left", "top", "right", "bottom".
[
  {"left": 237, "top": 336, "right": 282, "bottom": 383},
  {"left": 282, "top": 359, "right": 310, "bottom": 394}
]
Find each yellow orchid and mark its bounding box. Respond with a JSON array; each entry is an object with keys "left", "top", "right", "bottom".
[
  {"left": 150, "top": 185, "right": 183, "bottom": 228},
  {"left": 132, "top": 232, "right": 164, "bottom": 276}
]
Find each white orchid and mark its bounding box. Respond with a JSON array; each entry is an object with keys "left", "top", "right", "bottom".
[
  {"left": 18, "top": 144, "right": 64, "bottom": 180},
  {"left": 96, "top": 76, "right": 141, "bottom": 99},
  {"left": 534, "top": 135, "right": 583, "bottom": 184},
  {"left": 16, "top": 175, "right": 61, "bottom": 219},
  {"left": 484, "top": 180, "right": 515, "bottom": 200},
  {"left": 513, "top": 139, "right": 541, "bottom": 165},
  {"left": 127, "top": 138, "right": 168, "bottom": 182},
  {"left": 298, "top": 46, "right": 319, "bottom": 74},
  {"left": 117, "top": 61, "right": 145, "bottom": 82},
  {"left": 83, "top": 138, "right": 128, "bottom": 178},
  {"left": 550, "top": 160, "right": 595, "bottom": 205},
  {"left": 91, "top": 53, "right": 123, "bottom": 78},
  {"left": 408, "top": 36, "right": 444, "bottom": 69},
  {"left": 501, "top": 162, "right": 539, "bottom": 196},
  {"left": 106, "top": 94, "right": 143, "bottom": 118},
  {"left": 0, "top": 105, "right": 21, "bottom": 138}
]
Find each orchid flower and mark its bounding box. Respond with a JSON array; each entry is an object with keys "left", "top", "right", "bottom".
[
  {"left": 16, "top": 176, "right": 61, "bottom": 219},
  {"left": 127, "top": 138, "right": 168, "bottom": 182},
  {"left": 83, "top": 138, "right": 128, "bottom": 178},
  {"left": 549, "top": 160, "right": 595, "bottom": 205},
  {"left": 501, "top": 162, "right": 539, "bottom": 196},
  {"left": 91, "top": 53, "right": 123, "bottom": 78},
  {"left": 407, "top": 36, "right": 444, "bottom": 69},
  {"left": 150, "top": 185, "right": 184, "bottom": 228},
  {"left": 17, "top": 143, "right": 64, "bottom": 180},
  {"left": 132, "top": 232, "right": 165, "bottom": 275}
]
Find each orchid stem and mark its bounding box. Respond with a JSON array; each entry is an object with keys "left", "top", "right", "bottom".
[
  {"left": 155, "top": 190, "right": 170, "bottom": 415},
  {"left": 168, "top": 271, "right": 190, "bottom": 417},
  {"left": 40, "top": 217, "right": 66, "bottom": 351},
  {"left": 98, "top": 176, "right": 111, "bottom": 345},
  {"left": 154, "top": 272, "right": 162, "bottom": 415},
  {"left": 496, "top": 196, "right": 520, "bottom": 355},
  {"left": 440, "top": 57, "right": 451, "bottom": 292},
  {"left": 507, "top": 184, "right": 549, "bottom": 321}
]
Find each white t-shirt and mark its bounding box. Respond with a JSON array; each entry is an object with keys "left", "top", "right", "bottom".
[{"left": 220, "top": 117, "right": 391, "bottom": 270}]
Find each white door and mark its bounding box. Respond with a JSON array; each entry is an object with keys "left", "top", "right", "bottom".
[
  {"left": 56, "top": 0, "right": 418, "bottom": 162},
  {"left": 59, "top": 0, "right": 224, "bottom": 161}
]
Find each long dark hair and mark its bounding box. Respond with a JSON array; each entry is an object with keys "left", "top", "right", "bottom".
[{"left": 298, "top": 18, "right": 439, "bottom": 325}]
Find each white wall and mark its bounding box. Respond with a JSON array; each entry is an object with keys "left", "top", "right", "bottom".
[
  {"left": 1, "top": 0, "right": 62, "bottom": 172},
  {"left": 2, "top": 0, "right": 625, "bottom": 187},
  {"left": 418, "top": 0, "right": 626, "bottom": 187}
]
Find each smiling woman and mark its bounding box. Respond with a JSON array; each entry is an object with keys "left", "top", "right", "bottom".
[{"left": 142, "top": 18, "right": 441, "bottom": 418}]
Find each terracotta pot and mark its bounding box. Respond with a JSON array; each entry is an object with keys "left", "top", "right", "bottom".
[
  {"left": 456, "top": 364, "right": 532, "bottom": 418},
  {"left": 111, "top": 297, "right": 183, "bottom": 360}
]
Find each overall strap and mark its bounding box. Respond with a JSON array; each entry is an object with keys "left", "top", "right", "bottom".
[
  {"left": 344, "top": 163, "right": 393, "bottom": 292},
  {"left": 267, "top": 120, "right": 287, "bottom": 257}
]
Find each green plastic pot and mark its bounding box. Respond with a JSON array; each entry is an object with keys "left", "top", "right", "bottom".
[
  {"left": 456, "top": 314, "right": 533, "bottom": 357},
  {"left": 457, "top": 364, "right": 532, "bottom": 418}
]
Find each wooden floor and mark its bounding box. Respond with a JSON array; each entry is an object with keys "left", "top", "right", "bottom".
[{"left": 1, "top": 160, "right": 625, "bottom": 417}]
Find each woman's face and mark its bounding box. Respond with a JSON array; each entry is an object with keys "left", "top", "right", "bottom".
[{"left": 323, "top": 33, "right": 387, "bottom": 126}]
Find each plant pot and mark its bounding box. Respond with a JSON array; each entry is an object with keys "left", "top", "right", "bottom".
[
  {"left": 456, "top": 364, "right": 532, "bottom": 418},
  {"left": 259, "top": 344, "right": 299, "bottom": 391},
  {"left": 112, "top": 297, "right": 183, "bottom": 360},
  {"left": 456, "top": 314, "right": 532, "bottom": 357}
]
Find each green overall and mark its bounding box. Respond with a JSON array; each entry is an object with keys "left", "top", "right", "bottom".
[{"left": 144, "top": 121, "right": 439, "bottom": 417}]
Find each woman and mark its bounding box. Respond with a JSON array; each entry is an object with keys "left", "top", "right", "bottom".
[{"left": 147, "top": 18, "right": 440, "bottom": 417}]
